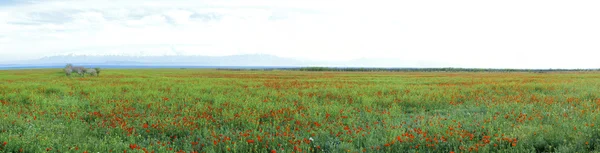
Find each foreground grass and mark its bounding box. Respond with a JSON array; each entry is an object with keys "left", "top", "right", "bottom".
[{"left": 1, "top": 69, "right": 600, "bottom": 152}]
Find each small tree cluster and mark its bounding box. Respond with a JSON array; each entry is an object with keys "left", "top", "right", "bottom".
[{"left": 64, "top": 64, "right": 101, "bottom": 77}]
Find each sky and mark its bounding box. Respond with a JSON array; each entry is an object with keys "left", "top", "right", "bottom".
[{"left": 0, "top": 0, "right": 599, "bottom": 68}]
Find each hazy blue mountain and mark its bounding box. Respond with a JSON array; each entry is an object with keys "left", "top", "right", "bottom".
[
  {"left": 16, "top": 54, "right": 313, "bottom": 66},
  {"left": 1, "top": 54, "right": 450, "bottom": 68}
]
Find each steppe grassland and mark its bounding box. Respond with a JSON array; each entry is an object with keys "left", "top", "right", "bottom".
[{"left": 1, "top": 69, "right": 600, "bottom": 152}]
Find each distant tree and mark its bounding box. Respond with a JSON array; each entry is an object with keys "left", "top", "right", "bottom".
[
  {"left": 86, "top": 68, "right": 97, "bottom": 76},
  {"left": 94, "top": 68, "right": 101, "bottom": 76},
  {"left": 64, "top": 64, "right": 73, "bottom": 76},
  {"left": 64, "top": 67, "right": 72, "bottom": 76},
  {"left": 72, "top": 66, "right": 85, "bottom": 77},
  {"left": 82, "top": 68, "right": 88, "bottom": 77}
]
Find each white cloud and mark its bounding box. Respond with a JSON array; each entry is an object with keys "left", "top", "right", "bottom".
[
  {"left": 164, "top": 10, "right": 193, "bottom": 25},
  {"left": 0, "top": 0, "right": 599, "bottom": 68}
]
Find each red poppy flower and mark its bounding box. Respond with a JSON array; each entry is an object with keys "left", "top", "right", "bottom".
[{"left": 129, "top": 144, "right": 138, "bottom": 149}]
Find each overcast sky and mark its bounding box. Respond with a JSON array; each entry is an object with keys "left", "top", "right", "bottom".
[{"left": 0, "top": 0, "right": 599, "bottom": 68}]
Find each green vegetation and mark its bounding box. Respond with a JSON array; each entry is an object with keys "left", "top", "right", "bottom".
[
  {"left": 219, "top": 67, "right": 600, "bottom": 72},
  {"left": 1, "top": 69, "right": 600, "bottom": 152}
]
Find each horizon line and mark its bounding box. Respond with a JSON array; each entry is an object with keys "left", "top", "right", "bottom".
[{"left": 1, "top": 64, "right": 599, "bottom": 71}]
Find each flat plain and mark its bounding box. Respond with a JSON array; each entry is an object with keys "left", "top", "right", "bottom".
[{"left": 1, "top": 69, "right": 600, "bottom": 152}]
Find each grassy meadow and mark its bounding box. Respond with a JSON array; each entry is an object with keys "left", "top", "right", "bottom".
[{"left": 1, "top": 69, "right": 600, "bottom": 152}]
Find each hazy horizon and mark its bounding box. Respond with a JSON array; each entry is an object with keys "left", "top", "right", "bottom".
[{"left": 1, "top": 0, "right": 599, "bottom": 68}]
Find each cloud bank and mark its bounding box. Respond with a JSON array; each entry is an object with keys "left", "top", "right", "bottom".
[{"left": 1, "top": 0, "right": 599, "bottom": 68}]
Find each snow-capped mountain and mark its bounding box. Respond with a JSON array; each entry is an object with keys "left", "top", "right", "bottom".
[
  {"left": 32, "top": 54, "right": 312, "bottom": 66},
  {"left": 5, "top": 53, "right": 450, "bottom": 68}
]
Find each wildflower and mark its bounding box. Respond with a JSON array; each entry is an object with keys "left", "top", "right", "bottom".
[
  {"left": 2, "top": 141, "right": 6, "bottom": 146},
  {"left": 294, "top": 145, "right": 301, "bottom": 152},
  {"left": 129, "top": 144, "right": 138, "bottom": 149},
  {"left": 309, "top": 137, "right": 314, "bottom": 142},
  {"left": 247, "top": 139, "right": 255, "bottom": 143},
  {"left": 271, "top": 149, "right": 277, "bottom": 153}
]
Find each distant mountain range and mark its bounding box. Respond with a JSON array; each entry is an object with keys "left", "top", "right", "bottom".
[
  {"left": 1, "top": 54, "right": 452, "bottom": 68},
  {"left": 33, "top": 54, "right": 307, "bottom": 66}
]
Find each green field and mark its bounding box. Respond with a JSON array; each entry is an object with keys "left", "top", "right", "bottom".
[{"left": 1, "top": 69, "right": 600, "bottom": 152}]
